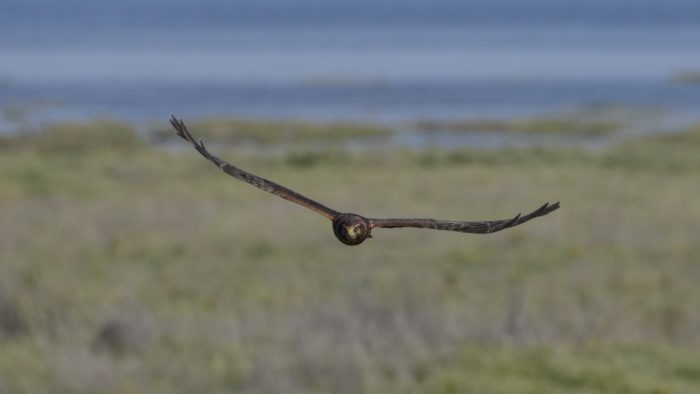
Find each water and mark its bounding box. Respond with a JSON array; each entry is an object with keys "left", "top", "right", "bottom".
[{"left": 1, "top": 0, "right": 699, "bottom": 129}]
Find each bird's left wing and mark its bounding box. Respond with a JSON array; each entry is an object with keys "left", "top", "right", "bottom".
[
  {"left": 170, "top": 116, "right": 341, "bottom": 221},
  {"left": 369, "top": 202, "right": 560, "bottom": 234}
]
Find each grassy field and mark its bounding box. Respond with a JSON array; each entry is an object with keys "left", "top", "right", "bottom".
[{"left": 0, "top": 120, "right": 699, "bottom": 393}]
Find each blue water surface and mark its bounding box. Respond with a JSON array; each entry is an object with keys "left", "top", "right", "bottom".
[{"left": 1, "top": 0, "right": 699, "bottom": 126}]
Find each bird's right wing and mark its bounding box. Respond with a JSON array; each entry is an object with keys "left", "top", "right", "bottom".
[
  {"left": 170, "top": 116, "right": 341, "bottom": 221},
  {"left": 369, "top": 202, "right": 560, "bottom": 234}
]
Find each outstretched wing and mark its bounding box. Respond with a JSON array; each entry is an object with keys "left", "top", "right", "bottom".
[
  {"left": 170, "top": 116, "right": 340, "bottom": 220},
  {"left": 369, "top": 202, "right": 560, "bottom": 234}
]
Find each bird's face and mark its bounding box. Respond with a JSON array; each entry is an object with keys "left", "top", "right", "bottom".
[{"left": 332, "top": 214, "right": 371, "bottom": 246}]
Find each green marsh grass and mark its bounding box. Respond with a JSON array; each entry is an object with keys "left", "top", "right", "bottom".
[
  {"left": 412, "top": 116, "right": 622, "bottom": 137},
  {"left": 151, "top": 118, "right": 392, "bottom": 145},
  {"left": 0, "top": 121, "right": 699, "bottom": 393}
]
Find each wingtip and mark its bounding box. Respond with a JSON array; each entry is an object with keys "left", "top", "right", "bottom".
[
  {"left": 169, "top": 114, "right": 181, "bottom": 128},
  {"left": 169, "top": 115, "right": 192, "bottom": 142},
  {"left": 547, "top": 201, "right": 561, "bottom": 212}
]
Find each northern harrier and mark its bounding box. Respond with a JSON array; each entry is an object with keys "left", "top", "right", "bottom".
[{"left": 170, "top": 116, "right": 560, "bottom": 246}]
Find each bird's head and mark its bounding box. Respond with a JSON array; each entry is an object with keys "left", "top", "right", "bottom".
[{"left": 332, "top": 214, "right": 371, "bottom": 246}]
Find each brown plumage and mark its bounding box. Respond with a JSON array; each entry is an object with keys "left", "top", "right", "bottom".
[{"left": 170, "top": 116, "right": 560, "bottom": 246}]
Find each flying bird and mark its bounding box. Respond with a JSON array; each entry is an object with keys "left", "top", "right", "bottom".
[{"left": 170, "top": 116, "right": 560, "bottom": 246}]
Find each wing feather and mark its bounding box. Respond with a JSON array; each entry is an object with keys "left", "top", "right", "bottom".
[
  {"left": 369, "top": 202, "right": 560, "bottom": 234},
  {"left": 170, "top": 116, "right": 340, "bottom": 220}
]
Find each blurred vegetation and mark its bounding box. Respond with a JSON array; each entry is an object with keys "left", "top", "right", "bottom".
[
  {"left": 147, "top": 112, "right": 628, "bottom": 148},
  {"left": 151, "top": 118, "right": 392, "bottom": 145},
  {"left": 412, "top": 114, "right": 622, "bottom": 137},
  {"left": 1, "top": 120, "right": 144, "bottom": 154},
  {"left": 0, "top": 118, "right": 699, "bottom": 393},
  {"left": 670, "top": 70, "right": 700, "bottom": 85}
]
